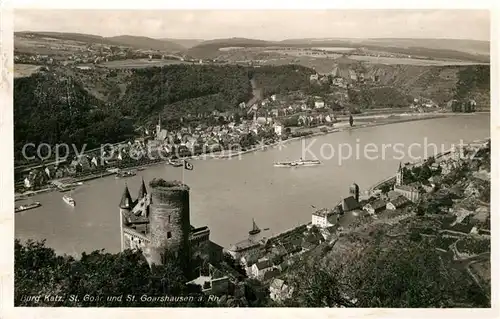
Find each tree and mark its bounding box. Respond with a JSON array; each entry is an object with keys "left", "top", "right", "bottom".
[
  {"left": 234, "top": 113, "right": 242, "bottom": 125},
  {"left": 418, "top": 164, "right": 432, "bottom": 182},
  {"left": 286, "top": 236, "right": 489, "bottom": 307},
  {"left": 15, "top": 239, "right": 209, "bottom": 307},
  {"left": 222, "top": 252, "right": 246, "bottom": 279},
  {"left": 380, "top": 184, "right": 391, "bottom": 195}
]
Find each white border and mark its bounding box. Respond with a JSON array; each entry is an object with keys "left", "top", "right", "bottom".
[{"left": 1, "top": 1, "right": 498, "bottom": 318}]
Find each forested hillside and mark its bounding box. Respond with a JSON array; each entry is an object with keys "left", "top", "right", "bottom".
[
  {"left": 250, "top": 65, "right": 315, "bottom": 96},
  {"left": 13, "top": 62, "right": 490, "bottom": 161},
  {"left": 14, "top": 73, "right": 135, "bottom": 160},
  {"left": 118, "top": 65, "right": 253, "bottom": 121}
]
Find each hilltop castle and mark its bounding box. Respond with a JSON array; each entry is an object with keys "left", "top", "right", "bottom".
[{"left": 119, "top": 178, "right": 222, "bottom": 267}]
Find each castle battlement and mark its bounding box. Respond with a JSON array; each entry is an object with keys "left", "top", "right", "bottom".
[{"left": 119, "top": 178, "right": 220, "bottom": 267}]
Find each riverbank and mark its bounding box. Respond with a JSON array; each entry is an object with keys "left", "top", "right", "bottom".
[
  {"left": 13, "top": 112, "right": 479, "bottom": 200},
  {"left": 214, "top": 112, "right": 452, "bottom": 160},
  {"left": 365, "top": 136, "right": 490, "bottom": 194}
]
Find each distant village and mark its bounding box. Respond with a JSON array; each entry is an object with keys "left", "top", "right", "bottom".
[
  {"left": 16, "top": 87, "right": 362, "bottom": 193},
  {"left": 219, "top": 140, "right": 490, "bottom": 302}
]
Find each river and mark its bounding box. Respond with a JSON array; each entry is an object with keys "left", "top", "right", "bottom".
[{"left": 15, "top": 114, "right": 490, "bottom": 256}]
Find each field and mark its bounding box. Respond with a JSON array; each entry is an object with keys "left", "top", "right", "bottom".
[
  {"left": 15, "top": 34, "right": 99, "bottom": 56},
  {"left": 348, "top": 55, "right": 489, "bottom": 66},
  {"left": 14, "top": 64, "right": 42, "bottom": 78},
  {"left": 99, "top": 59, "right": 190, "bottom": 68}
]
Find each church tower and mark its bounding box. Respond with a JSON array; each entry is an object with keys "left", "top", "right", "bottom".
[
  {"left": 156, "top": 115, "right": 162, "bottom": 140},
  {"left": 119, "top": 185, "right": 133, "bottom": 251},
  {"left": 349, "top": 182, "right": 360, "bottom": 202},
  {"left": 396, "top": 162, "right": 403, "bottom": 186}
]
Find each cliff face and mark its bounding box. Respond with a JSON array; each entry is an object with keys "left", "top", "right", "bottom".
[{"left": 333, "top": 62, "right": 489, "bottom": 108}]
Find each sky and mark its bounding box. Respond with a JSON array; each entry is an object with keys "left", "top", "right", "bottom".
[{"left": 14, "top": 9, "right": 490, "bottom": 41}]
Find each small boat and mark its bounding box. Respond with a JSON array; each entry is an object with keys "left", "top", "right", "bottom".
[
  {"left": 249, "top": 219, "right": 261, "bottom": 235},
  {"left": 115, "top": 170, "right": 137, "bottom": 178},
  {"left": 273, "top": 158, "right": 321, "bottom": 167},
  {"left": 63, "top": 194, "right": 75, "bottom": 207},
  {"left": 168, "top": 159, "right": 183, "bottom": 167},
  {"left": 107, "top": 167, "right": 120, "bottom": 173},
  {"left": 58, "top": 185, "right": 76, "bottom": 193},
  {"left": 15, "top": 201, "right": 41, "bottom": 213}
]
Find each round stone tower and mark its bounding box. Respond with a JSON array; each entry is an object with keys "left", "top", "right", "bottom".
[{"left": 148, "top": 179, "right": 191, "bottom": 265}]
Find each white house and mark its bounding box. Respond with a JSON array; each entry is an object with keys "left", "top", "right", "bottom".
[
  {"left": 311, "top": 208, "right": 337, "bottom": 228},
  {"left": 314, "top": 101, "right": 325, "bottom": 109},
  {"left": 251, "top": 259, "right": 273, "bottom": 278},
  {"left": 274, "top": 124, "right": 283, "bottom": 136},
  {"left": 24, "top": 177, "right": 31, "bottom": 189},
  {"left": 270, "top": 279, "right": 294, "bottom": 302}
]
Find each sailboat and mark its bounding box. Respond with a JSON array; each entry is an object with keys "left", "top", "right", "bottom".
[{"left": 249, "top": 218, "right": 261, "bottom": 235}]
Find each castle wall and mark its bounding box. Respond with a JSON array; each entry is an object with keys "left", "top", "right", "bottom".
[
  {"left": 122, "top": 226, "right": 150, "bottom": 250},
  {"left": 149, "top": 184, "right": 191, "bottom": 260}
]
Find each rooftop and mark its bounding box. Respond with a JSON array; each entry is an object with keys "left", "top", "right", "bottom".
[
  {"left": 149, "top": 178, "right": 190, "bottom": 191},
  {"left": 343, "top": 196, "right": 361, "bottom": 211},
  {"left": 254, "top": 259, "right": 272, "bottom": 270},
  {"left": 229, "top": 238, "right": 261, "bottom": 252},
  {"left": 394, "top": 185, "right": 419, "bottom": 192},
  {"left": 368, "top": 199, "right": 387, "bottom": 210},
  {"left": 388, "top": 195, "right": 410, "bottom": 208},
  {"left": 312, "top": 208, "right": 335, "bottom": 217}
]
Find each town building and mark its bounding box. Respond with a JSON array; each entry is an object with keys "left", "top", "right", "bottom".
[
  {"left": 119, "top": 178, "right": 222, "bottom": 267},
  {"left": 363, "top": 199, "right": 387, "bottom": 215},
  {"left": 273, "top": 123, "right": 283, "bottom": 136},
  {"left": 226, "top": 238, "right": 262, "bottom": 260},
  {"left": 314, "top": 100, "right": 325, "bottom": 108},
  {"left": 393, "top": 185, "right": 420, "bottom": 202},
  {"left": 342, "top": 196, "right": 361, "bottom": 212},
  {"left": 311, "top": 208, "right": 337, "bottom": 228},
  {"left": 386, "top": 195, "right": 410, "bottom": 210},
  {"left": 348, "top": 69, "right": 358, "bottom": 81},
  {"left": 270, "top": 279, "right": 294, "bottom": 302},
  {"left": 251, "top": 259, "right": 273, "bottom": 279}
]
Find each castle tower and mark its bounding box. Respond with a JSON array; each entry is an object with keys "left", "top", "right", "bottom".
[
  {"left": 349, "top": 182, "right": 360, "bottom": 202},
  {"left": 119, "top": 185, "right": 133, "bottom": 251},
  {"left": 148, "top": 179, "right": 191, "bottom": 266},
  {"left": 396, "top": 162, "right": 403, "bottom": 186}
]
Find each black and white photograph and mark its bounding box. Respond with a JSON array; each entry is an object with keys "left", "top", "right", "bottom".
[{"left": 2, "top": 4, "right": 495, "bottom": 312}]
